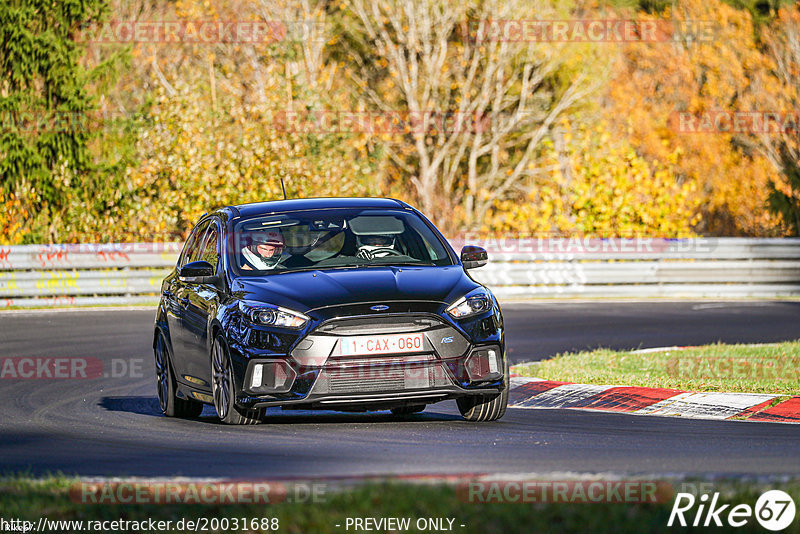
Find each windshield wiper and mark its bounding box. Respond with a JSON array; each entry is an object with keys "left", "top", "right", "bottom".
[
  {"left": 271, "top": 265, "right": 364, "bottom": 274},
  {"left": 271, "top": 262, "right": 436, "bottom": 274},
  {"left": 382, "top": 262, "right": 435, "bottom": 267}
]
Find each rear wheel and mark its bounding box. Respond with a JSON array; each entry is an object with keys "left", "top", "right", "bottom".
[
  {"left": 154, "top": 331, "right": 203, "bottom": 418},
  {"left": 390, "top": 404, "right": 426, "bottom": 416},
  {"left": 211, "top": 336, "right": 263, "bottom": 425},
  {"left": 457, "top": 356, "right": 509, "bottom": 422}
]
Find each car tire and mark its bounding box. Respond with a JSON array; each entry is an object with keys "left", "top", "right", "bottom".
[
  {"left": 456, "top": 355, "right": 509, "bottom": 422},
  {"left": 390, "top": 404, "right": 426, "bottom": 416},
  {"left": 154, "top": 331, "right": 203, "bottom": 419},
  {"left": 211, "top": 335, "right": 263, "bottom": 425}
]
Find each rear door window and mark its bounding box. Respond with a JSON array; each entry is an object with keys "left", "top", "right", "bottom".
[
  {"left": 179, "top": 220, "right": 209, "bottom": 268},
  {"left": 198, "top": 223, "right": 220, "bottom": 271}
]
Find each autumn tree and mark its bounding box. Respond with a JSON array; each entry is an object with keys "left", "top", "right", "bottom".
[
  {"left": 486, "top": 120, "right": 700, "bottom": 236},
  {"left": 113, "top": 0, "right": 382, "bottom": 240},
  {"left": 0, "top": 0, "right": 130, "bottom": 243},
  {"left": 752, "top": 6, "right": 800, "bottom": 234},
  {"left": 2, "top": 0, "right": 792, "bottom": 243},
  {"left": 338, "top": 0, "right": 605, "bottom": 232},
  {"left": 605, "top": 0, "right": 782, "bottom": 236}
]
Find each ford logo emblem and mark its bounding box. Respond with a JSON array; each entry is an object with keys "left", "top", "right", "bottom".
[{"left": 370, "top": 305, "right": 390, "bottom": 311}]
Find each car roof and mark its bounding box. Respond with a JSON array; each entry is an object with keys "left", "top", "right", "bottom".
[{"left": 229, "top": 197, "right": 412, "bottom": 218}]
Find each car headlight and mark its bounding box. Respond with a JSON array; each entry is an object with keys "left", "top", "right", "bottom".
[
  {"left": 446, "top": 291, "right": 491, "bottom": 319},
  {"left": 241, "top": 303, "right": 310, "bottom": 329}
]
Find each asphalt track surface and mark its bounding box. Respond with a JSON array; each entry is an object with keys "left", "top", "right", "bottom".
[{"left": 1, "top": 301, "right": 800, "bottom": 478}]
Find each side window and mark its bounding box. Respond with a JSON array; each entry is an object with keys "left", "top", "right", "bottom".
[
  {"left": 198, "top": 223, "right": 219, "bottom": 271},
  {"left": 179, "top": 221, "right": 208, "bottom": 268}
]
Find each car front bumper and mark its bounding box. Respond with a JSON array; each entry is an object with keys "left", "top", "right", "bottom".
[{"left": 230, "top": 312, "right": 506, "bottom": 409}]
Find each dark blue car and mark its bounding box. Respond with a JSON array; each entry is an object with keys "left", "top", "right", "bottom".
[{"left": 154, "top": 198, "right": 508, "bottom": 424}]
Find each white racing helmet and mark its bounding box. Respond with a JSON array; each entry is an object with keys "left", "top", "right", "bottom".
[
  {"left": 243, "top": 230, "right": 285, "bottom": 269},
  {"left": 356, "top": 234, "right": 396, "bottom": 259}
]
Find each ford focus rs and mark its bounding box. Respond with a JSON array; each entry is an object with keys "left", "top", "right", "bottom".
[{"left": 153, "top": 198, "right": 508, "bottom": 424}]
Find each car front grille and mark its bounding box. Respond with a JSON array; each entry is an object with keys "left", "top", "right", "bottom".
[
  {"left": 312, "top": 362, "right": 453, "bottom": 395},
  {"left": 327, "top": 368, "right": 407, "bottom": 393},
  {"left": 314, "top": 314, "right": 443, "bottom": 335}
]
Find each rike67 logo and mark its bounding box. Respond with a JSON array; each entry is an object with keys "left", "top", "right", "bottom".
[{"left": 668, "top": 490, "right": 796, "bottom": 531}]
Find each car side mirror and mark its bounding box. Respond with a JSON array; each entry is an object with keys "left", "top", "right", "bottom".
[
  {"left": 460, "top": 245, "right": 488, "bottom": 270},
  {"left": 179, "top": 260, "right": 217, "bottom": 284}
]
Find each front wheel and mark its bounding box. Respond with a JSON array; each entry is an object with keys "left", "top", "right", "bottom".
[
  {"left": 457, "top": 356, "right": 509, "bottom": 422},
  {"left": 211, "top": 336, "right": 263, "bottom": 425},
  {"left": 154, "top": 331, "right": 203, "bottom": 419}
]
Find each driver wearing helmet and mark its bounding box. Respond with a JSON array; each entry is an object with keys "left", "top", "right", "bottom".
[
  {"left": 241, "top": 230, "right": 284, "bottom": 270},
  {"left": 356, "top": 234, "right": 398, "bottom": 260}
]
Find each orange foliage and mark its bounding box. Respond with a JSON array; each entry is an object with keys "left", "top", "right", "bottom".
[{"left": 605, "top": 0, "right": 783, "bottom": 236}]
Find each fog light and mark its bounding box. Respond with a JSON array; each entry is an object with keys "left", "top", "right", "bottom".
[
  {"left": 464, "top": 347, "right": 503, "bottom": 383},
  {"left": 488, "top": 349, "right": 499, "bottom": 374},
  {"left": 247, "top": 360, "right": 297, "bottom": 394},
  {"left": 252, "top": 364, "right": 263, "bottom": 388}
]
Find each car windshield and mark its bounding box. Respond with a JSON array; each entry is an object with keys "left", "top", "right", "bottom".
[{"left": 232, "top": 208, "right": 454, "bottom": 275}]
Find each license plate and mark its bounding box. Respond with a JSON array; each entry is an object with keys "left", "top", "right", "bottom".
[{"left": 339, "top": 333, "right": 425, "bottom": 356}]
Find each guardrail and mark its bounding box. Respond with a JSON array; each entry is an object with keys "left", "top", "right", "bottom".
[
  {"left": 0, "top": 243, "right": 180, "bottom": 308},
  {"left": 1, "top": 238, "right": 799, "bottom": 307},
  {"left": 458, "top": 237, "right": 800, "bottom": 299}
]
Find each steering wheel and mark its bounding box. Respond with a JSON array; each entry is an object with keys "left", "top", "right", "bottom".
[{"left": 357, "top": 247, "right": 404, "bottom": 259}]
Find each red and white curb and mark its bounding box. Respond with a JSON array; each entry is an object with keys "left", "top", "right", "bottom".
[{"left": 508, "top": 377, "right": 800, "bottom": 423}]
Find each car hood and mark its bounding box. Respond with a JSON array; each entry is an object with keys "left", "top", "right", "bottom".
[{"left": 231, "top": 265, "right": 478, "bottom": 314}]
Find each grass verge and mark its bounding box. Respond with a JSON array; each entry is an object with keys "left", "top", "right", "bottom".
[
  {"left": 2, "top": 476, "right": 800, "bottom": 533},
  {"left": 512, "top": 341, "right": 800, "bottom": 395}
]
